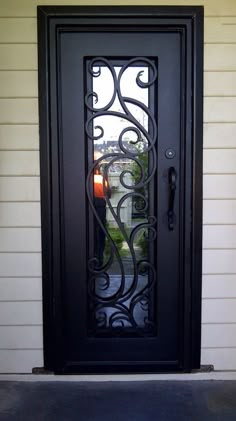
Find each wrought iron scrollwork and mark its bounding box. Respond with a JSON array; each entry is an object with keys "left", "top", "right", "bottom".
[{"left": 85, "top": 57, "right": 158, "bottom": 336}]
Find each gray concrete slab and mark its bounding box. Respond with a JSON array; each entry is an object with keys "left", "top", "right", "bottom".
[{"left": 0, "top": 381, "right": 236, "bottom": 420}]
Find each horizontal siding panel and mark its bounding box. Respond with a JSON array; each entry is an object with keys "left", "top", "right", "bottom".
[
  {"left": 202, "top": 324, "right": 236, "bottom": 347},
  {"left": 203, "top": 249, "right": 236, "bottom": 274},
  {"left": 0, "top": 253, "right": 41, "bottom": 277},
  {"left": 203, "top": 200, "right": 236, "bottom": 224},
  {"left": 0, "top": 277, "right": 42, "bottom": 301},
  {"left": 204, "top": 123, "right": 236, "bottom": 148},
  {"left": 0, "top": 70, "right": 232, "bottom": 101},
  {"left": 204, "top": 97, "right": 236, "bottom": 123},
  {"left": 203, "top": 225, "right": 236, "bottom": 248},
  {"left": 1, "top": 5, "right": 235, "bottom": 22},
  {"left": 0, "top": 125, "right": 39, "bottom": 150},
  {"left": 0, "top": 228, "right": 41, "bottom": 252},
  {"left": 204, "top": 72, "right": 236, "bottom": 96},
  {"left": 202, "top": 274, "right": 236, "bottom": 298},
  {"left": 0, "top": 0, "right": 234, "bottom": 17},
  {"left": 204, "top": 45, "right": 236, "bottom": 71},
  {"left": 0, "top": 202, "right": 41, "bottom": 227},
  {"left": 0, "top": 99, "right": 38, "bottom": 124},
  {"left": 0, "top": 71, "right": 37, "bottom": 97},
  {"left": 0, "top": 301, "right": 42, "bottom": 325},
  {"left": 203, "top": 175, "right": 236, "bottom": 199},
  {"left": 204, "top": 149, "right": 236, "bottom": 173},
  {"left": 0, "top": 350, "right": 43, "bottom": 373},
  {"left": 201, "top": 348, "right": 236, "bottom": 370},
  {"left": 0, "top": 326, "right": 43, "bottom": 349},
  {"left": 0, "top": 177, "right": 40, "bottom": 201},
  {"left": 0, "top": 151, "right": 39, "bottom": 175},
  {"left": 0, "top": 18, "right": 36, "bottom": 43},
  {"left": 202, "top": 298, "right": 236, "bottom": 323},
  {"left": 0, "top": 44, "right": 37, "bottom": 70},
  {"left": 204, "top": 17, "right": 236, "bottom": 43}
]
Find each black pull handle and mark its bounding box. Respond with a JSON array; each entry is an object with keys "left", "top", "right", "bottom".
[{"left": 168, "top": 167, "right": 177, "bottom": 231}]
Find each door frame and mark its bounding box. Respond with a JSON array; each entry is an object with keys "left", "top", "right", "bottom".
[{"left": 37, "top": 5, "right": 203, "bottom": 373}]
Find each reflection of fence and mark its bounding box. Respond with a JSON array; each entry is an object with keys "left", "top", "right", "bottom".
[{"left": 106, "top": 173, "right": 132, "bottom": 228}]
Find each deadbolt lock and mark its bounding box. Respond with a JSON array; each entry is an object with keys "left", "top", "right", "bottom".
[{"left": 165, "top": 148, "right": 176, "bottom": 159}]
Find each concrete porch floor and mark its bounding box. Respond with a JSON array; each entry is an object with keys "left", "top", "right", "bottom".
[{"left": 0, "top": 380, "right": 236, "bottom": 420}]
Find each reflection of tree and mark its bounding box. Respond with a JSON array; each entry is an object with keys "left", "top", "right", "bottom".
[
  {"left": 131, "top": 144, "right": 149, "bottom": 257},
  {"left": 132, "top": 145, "right": 148, "bottom": 218},
  {"left": 136, "top": 227, "right": 148, "bottom": 258}
]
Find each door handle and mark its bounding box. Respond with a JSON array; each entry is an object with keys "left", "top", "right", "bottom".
[{"left": 167, "top": 167, "right": 177, "bottom": 231}]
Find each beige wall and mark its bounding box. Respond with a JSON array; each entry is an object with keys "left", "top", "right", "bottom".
[{"left": 0, "top": 0, "right": 236, "bottom": 373}]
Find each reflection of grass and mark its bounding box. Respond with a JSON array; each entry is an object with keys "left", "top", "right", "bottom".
[
  {"left": 104, "top": 224, "right": 148, "bottom": 261},
  {"left": 105, "top": 225, "right": 129, "bottom": 258},
  {"left": 119, "top": 248, "right": 130, "bottom": 258}
]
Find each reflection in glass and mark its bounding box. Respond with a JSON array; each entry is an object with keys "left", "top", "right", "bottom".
[{"left": 85, "top": 58, "right": 157, "bottom": 336}]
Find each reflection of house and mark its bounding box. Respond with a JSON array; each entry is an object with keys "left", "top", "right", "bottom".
[
  {"left": 107, "top": 173, "right": 132, "bottom": 228},
  {"left": 96, "top": 141, "right": 147, "bottom": 227},
  {"left": 95, "top": 142, "right": 137, "bottom": 228},
  {"left": 95, "top": 139, "right": 140, "bottom": 156}
]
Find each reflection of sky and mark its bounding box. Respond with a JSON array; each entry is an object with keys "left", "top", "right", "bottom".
[{"left": 92, "top": 66, "right": 149, "bottom": 143}]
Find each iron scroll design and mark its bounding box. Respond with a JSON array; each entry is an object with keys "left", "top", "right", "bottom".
[{"left": 85, "top": 57, "right": 158, "bottom": 336}]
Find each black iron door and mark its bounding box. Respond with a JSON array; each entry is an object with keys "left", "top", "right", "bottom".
[{"left": 38, "top": 6, "right": 203, "bottom": 373}]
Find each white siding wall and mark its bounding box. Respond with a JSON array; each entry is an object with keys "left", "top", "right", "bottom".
[{"left": 0, "top": 0, "right": 236, "bottom": 373}]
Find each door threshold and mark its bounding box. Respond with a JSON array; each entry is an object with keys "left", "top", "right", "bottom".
[{"left": 1, "top": 371, "right": 236, "bottom": 382}]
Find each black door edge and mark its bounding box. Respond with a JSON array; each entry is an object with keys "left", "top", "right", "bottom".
[{"left": 37, "top": 5, "right": 203, "bottom": 373}]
